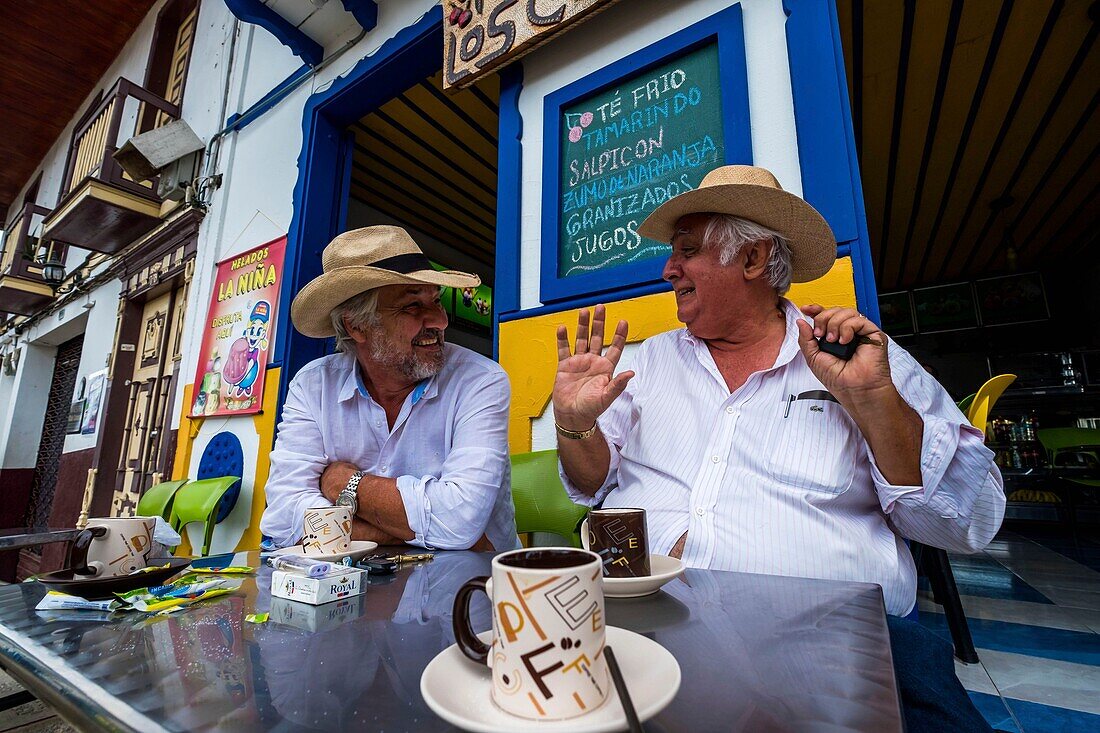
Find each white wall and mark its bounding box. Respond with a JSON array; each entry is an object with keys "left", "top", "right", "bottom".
[
  {"left": 516, "top": 0, "right": 802, "bottom": 310},
  {"left": 0, "top": 343, "right": 54, "bottom": 470}
]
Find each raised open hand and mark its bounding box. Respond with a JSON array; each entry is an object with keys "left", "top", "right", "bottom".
[{"left": 552, "top": 305, "right": 635, "bottom": 431}]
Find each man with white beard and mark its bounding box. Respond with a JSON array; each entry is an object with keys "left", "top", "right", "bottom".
[{"left": 260, "top": 226, "right": 519, "bottom": 552}]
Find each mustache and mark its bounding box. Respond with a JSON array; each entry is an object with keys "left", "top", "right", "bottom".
[{"left": 413, "top": 329, "right": 445, "bottom": 343}]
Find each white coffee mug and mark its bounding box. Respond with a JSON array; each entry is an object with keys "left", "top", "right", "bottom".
[
  {"left": 452, "top": 547, "right": 609, "bottom": 720},
  {"left": 301, "top": 506, "right": 352, "bottom": 556},
  {"left": 69, "top": 517, "right": 156, "bottom": 578}
]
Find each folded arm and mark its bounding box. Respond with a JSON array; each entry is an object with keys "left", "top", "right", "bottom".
[{"left": 385, "top": 371, "right": 512, "bottom": 550}]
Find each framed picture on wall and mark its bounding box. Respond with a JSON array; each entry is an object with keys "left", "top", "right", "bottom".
[
  {"left": 911, "top": 282, "right": 979, "bottom": 333},
  {"left": 877, "top": 291, "right": 915, "bottom": 337},
  {"left": 974, "top": 272, "right": 1048, "bottom": 326}
]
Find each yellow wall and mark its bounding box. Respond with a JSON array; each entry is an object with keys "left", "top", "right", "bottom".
[
  {"left": 171, "top": 367, "right": 281, "bottom": 554},
  {"left": 498, "top": 257, "right": 857, "bottom": 453}
]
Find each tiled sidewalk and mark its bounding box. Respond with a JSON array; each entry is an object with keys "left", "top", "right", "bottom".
[{"left": 918, "top": 528, "right": 1100, "bottom": 732}]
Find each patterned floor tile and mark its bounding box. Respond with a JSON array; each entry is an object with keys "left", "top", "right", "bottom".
[
  {"left": 918, "top": 611, "right": 1100, "bottom": 667},
  {"left": 918, "top": 593, "right": 1100, "bottom": 633}
]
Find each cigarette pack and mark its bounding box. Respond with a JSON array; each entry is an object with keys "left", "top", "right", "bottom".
[
  {"left": 270, "top": 594, "right": 364, "bottom": 631},
  {"left": 271, "top": 566, "right": 365, "bottom": 605}
]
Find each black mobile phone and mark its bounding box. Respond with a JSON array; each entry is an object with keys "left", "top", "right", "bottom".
[
  {"left": 357, "top": 556, "right": 398, "bottom": 575},
  {"left": 817, "top": 336, "right": 859, "bottom": 361}
]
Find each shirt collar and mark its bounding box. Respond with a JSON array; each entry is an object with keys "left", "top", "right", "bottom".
[
  {"left": 677, "top": 298, "right": 805, "bottom": 370},
  {"left": 339, "top": 353, "right": 440, "bottom": 406}
]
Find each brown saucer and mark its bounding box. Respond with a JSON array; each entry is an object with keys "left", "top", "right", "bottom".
[{"left": 36, "top": 557, "right": 193, "bottom": 600}]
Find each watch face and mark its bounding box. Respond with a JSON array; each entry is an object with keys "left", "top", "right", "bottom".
[{"left": 336, "top": 493, "right": 355, "bottom": 508}]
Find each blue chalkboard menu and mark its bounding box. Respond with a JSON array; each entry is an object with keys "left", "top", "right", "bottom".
[
  {"left": 539, "top": 6, "right": 751, "bottom": 304},
  {"left": 557, "top": 43, "right": 725, "bottom": 279}
]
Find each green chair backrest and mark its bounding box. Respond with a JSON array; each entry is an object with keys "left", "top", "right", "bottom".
[
  {"left": 136, "top": 479, "right": 188, "bottom": 521},
  {"left": 169, "top": 476, "right": 241, "bottom": 556},
  {"left": 1038, "top": 427, "right": 1100, "bottom": 465},
  {"left": 956, "top": 393, "right": 976, "bottom": 416},
  {"left": 510, "top": 450, "right": 590, "bottom": 548}
]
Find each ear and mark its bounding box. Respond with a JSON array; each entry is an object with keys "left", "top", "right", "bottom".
[
  {"left": 741, "top": 239, "right": 771, "bottom": 281},
  {"left": 342, "top": 315, "right": 370, "bottom": 344}
]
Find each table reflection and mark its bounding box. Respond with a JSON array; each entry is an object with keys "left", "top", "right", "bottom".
[
  {"left": 0, "top": 551, "right": 902, "bottom": 732},
  {"left": 255, "top": 552, "right": 492, "bottom": 730}
]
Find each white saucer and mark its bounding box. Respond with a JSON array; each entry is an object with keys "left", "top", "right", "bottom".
[
  {"left": 421, "top": 626, "right": 680, "bottom": 732},
  {"left": 269, "top": 540, "right": 378, "bottom": 562},
  {"left": 603, "top": 554, "right": 684, "bottom": 598}
]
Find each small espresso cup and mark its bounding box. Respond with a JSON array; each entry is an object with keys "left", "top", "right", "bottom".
[
  {"left": 581, "top": 508, "right": 651, "bottom": 578},
  {"left": 453, "top": 548, "right": 609, "bottom": 720},
  {"left": 68, "top": 516, "right": 156, "bottom": 578},
  {"left": 301, "top": 506, "right": 352, "bottom": 556}
]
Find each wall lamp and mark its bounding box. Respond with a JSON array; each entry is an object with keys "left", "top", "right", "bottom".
[{"left": 42, "top": 254, "right": 85, "bottom": 295}]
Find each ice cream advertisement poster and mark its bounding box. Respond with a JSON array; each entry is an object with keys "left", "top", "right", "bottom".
[{"left": 190, "top": 237, "right": 286, "bottom": 418}]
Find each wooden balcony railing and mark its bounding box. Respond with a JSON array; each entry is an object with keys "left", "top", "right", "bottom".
[
  {"left": 58, "top": 77, "right": 181, "bottom": 204},
  {"left": 0, "top": 203, "right": 59, "bottom": 281}
]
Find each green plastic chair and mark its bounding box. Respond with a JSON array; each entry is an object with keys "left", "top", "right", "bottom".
[
  {"left": 1038, "top": 428, "right": 1100, "bottom": 468},
  {"left": 169, "top": 476, "right": 240, "bottom": 557},
  {"left": 136, "top": 479, "right": 188, "bottom": 521},
  {"left": 510, "top": 450, "right": 589, "bottom": 548}
]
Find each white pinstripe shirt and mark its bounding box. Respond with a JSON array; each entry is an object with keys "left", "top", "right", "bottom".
[{"left": 561, "top": 300, "right": 1005, "bottom": 615}]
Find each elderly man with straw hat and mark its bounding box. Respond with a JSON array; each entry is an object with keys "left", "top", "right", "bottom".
[
  {"left": 553, "top": 165, "right": 1003, "bottom": 732},
  {"left": 260, "top": 226, "right": 519, "bottom": 553}
]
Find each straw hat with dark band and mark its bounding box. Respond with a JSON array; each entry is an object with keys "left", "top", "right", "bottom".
[
  {"left": 637, "top": 165, "right": 837, "bottom": 283},
  {"left": 291, "top": 225, "right": 480, "bottom": 338}
]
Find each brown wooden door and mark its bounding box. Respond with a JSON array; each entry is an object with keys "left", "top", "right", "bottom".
[{"left": 111, "top": 283, "right": 187, "bottom": 516}]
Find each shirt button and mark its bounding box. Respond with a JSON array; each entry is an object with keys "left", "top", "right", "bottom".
[
  {"left": 726, "top": 406, "right": 734, "bottom": 414},
  {"left": 695, "top": 507, "right": 705, "bottom": 516},
  {"left": 711, "top": 455, "right": 720, "bottom": 463},
  {"left": 381, "top": 465, "right": 388, "bottom": 471}
]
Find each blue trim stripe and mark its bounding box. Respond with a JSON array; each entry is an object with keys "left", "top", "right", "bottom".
[
  {"left": 494, "top": 63, "right": 524, "bottom": 352},
  {"left": 274, "top": 8, "right": 443, "bottom": 418},
  {"left": 918, "top": 611, "right": 1100, "bottom": 667},
  {"left": 499, "top": 280, "right": 672, "bottom": 324},
  {"left": 783, "top": 0, "right": 879, "bottom": 323},
  {"left": 224, "top": 0, "right": 322, "bottom": 66},
  {"left": 225, "top": 64, "right": 312, "bottom": 134}
]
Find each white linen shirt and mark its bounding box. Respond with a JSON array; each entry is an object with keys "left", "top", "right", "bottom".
[
  {"left": 562, "top": 299, "right": 1005, "bottom": 615},
  {"left": 261, "top": 344, "right": 520, "bottom": 553}
]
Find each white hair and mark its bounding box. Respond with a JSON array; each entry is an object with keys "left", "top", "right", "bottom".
[
  {"left": 330, "top": 289, "right": 380, "bottom": 354},
  {"left": 701, "top": 214, "right": 793, "bottom": 295}
]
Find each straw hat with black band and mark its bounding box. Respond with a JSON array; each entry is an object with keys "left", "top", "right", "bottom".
[
  {"left": 291, "top": 225, "right": 480, "bottom": 338},
  {"left": 637, "top": 165, "right": 837, "bottom": 283}
]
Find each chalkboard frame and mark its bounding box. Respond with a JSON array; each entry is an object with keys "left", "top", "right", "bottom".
[{"left": 539, "top": 4, "right": 752, "bottom": 305}]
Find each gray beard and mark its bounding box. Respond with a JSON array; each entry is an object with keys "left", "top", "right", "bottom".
[{"left": 369, "top": 332, "right": 445, "bottom": 381}]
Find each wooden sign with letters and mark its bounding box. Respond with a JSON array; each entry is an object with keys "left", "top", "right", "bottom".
[{"left": 443, "top": 0, "right": 619, "bottom": 90}]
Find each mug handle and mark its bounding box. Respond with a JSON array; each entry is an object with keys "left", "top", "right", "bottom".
[
  {"left": 580, "top": 518, "right": 591, "bottom": 550},
  {"left": 452, "top": 576, "right": 492, "bottom": 665},
  {"left": 68, "top": 526, "right": 108, "bottom": 576}
]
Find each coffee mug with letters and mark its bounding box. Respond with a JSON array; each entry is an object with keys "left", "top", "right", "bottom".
[
  {"left": 68, "top": 516, "right": 156, "bottom": 578},
  {"left": 582, "top": 507, "right": 651, "bottom": 578},
  {"left": 452, "top": 548, "right": 609, "bottom": 720},
  {"left": 301, "top": 506, "right": 352, "bottom": 556}
]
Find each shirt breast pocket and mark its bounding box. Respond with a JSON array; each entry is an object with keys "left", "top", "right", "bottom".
[{"left": 766, "top": 402, "right": 860, "bottom": 495}]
